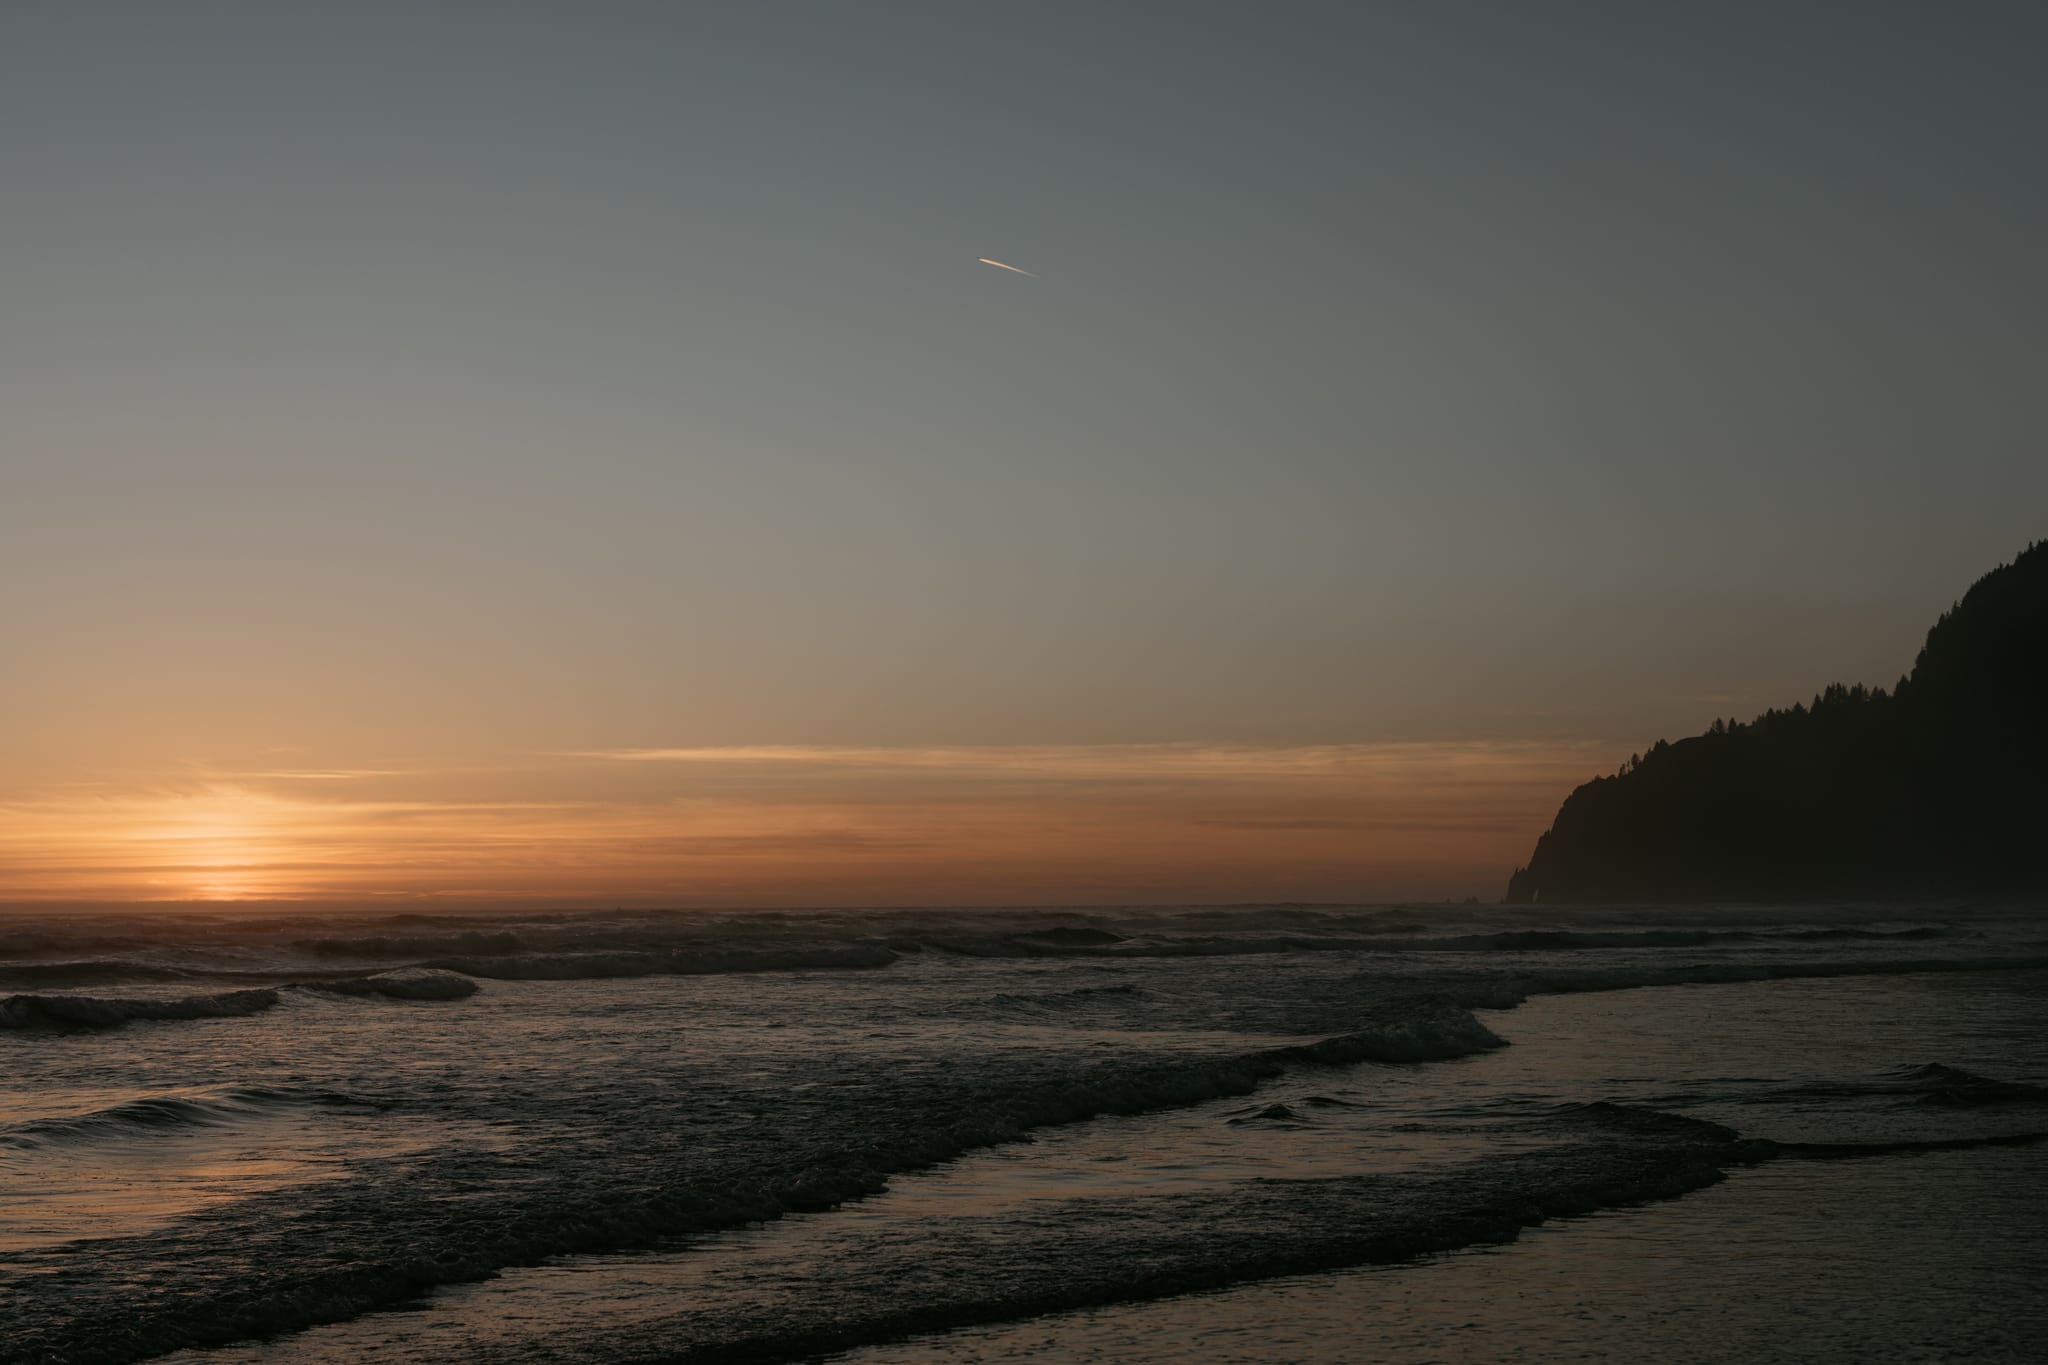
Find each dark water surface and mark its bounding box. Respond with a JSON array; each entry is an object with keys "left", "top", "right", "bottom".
[{"left": 3, "top": 904, "right": 2042, "bottom": 1363}]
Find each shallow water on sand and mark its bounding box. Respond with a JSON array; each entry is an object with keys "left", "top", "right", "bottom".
[{"left": 841, "top": 1147, "right": 2048, "bottom": 1364}]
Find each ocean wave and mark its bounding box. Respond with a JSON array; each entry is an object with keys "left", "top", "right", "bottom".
[
  {"left": 0, "top": 994, "right": 1513, "bottom": 1360},
  {"left": 1414, "top": 953, "right": 2048, "bottom": 1013},
  {"left": 1226, "top": 1101, "right": 1310, "bottom": 1126},
  {"left": 1013, "top": 926, "right": 1127, "bottom": 947},
  {"left": 916, "top": 924, "right": 1953, "bottom": 960},
  {"left": 1762, "top": 1130, "right": 2048, "bottom": 1159},
  {"left": 690, "top": 1101, "right": 2017, "bottom": 1365},
  {"left": 0, "top": 908, "right": 2006, "bottom": 997},
  {"left": 298, "top": 930, "right": 915, "bottom": 968},
  {"left": 1380, "top": 926, "right": 1950, "bottom": 952},
  {"left": 297, "top": 968, "right": 480, "bottom": 1001},
  {"left": 1548, "top": 1101, "right": 1743, "bottom": 1144},
  {"left": 0, "top": 931, "right": 146, "bottom": 959},
  {"left": 0, "top": 959, "right": 202, "bottom": 988},
  {"left": 1735, "top": 1063, "right": 2048, "bottom": 1110},
  {"left": 1267, "top": 1000, "right": 1508, "bottom": 1067},
  {"left": 426, "top": 945, "right": 899, "bottom": 980},
  {"left": 785, "top": 999, "right": 1506, "bottom": 1171},
  {"left": 296, "top": 931, "right": 529, "bottom": 959},
  {"left": 966, "top": 983, "right": 1147, "bottom": 1017},
  {"left": 0, "top": 1086, "right": 365, "bottom": 1152},
  {"left": 929, "top": 933, "right": 1404, "bottom": 959},
  {"left": 0, "top": 987, "right": 282, "bottom": 1031},
  {"left": 495, "top": 1103, "right": 1746, "bottom": 1365},
  {"left": 1892, "top": 1063, "right": 2048, "bottom": 1107},
  {"left": 839, "top": 1000, "right": 1507, "bottom": 1176}
]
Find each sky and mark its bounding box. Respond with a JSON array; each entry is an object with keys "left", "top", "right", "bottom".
[{"left": 3, "top": 1, "right": 2044, "bottom": 907}]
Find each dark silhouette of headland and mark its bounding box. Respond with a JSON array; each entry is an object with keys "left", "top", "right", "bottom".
[{"left": 1507, "top": 542, "right": 2048, "bottom": 904}]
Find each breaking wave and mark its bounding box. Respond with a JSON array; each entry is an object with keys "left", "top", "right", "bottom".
[
  {"left": 297, "top": 968, "right": 480, "bottom": 1001},
  {"left": 928, "top": 934, "right": 1398, "bottom": 959},
  {"left": 0, "top": 931, "right": 145, "bottom": 958},
  {"left": 0, "top": 960, "right": 204, "bottom": 988},
  {"left": 916, "top": 925, "right": 1952, "bottom": 959},
  {"left": 1736, "top": 1062, "right": 2048, "bottom": 1110},
  {"left": 0, "top": 1087, "right": 365, "bottom": 1152},
  {"left": 0, "top": 970, "right": 483, "bottom": 1032},
  {"left": 1412, "top": 954, "right": 2048, "bottom": 1013},
  {"left": 0, "top": 988, "right": 282, "bottom": 1031},
  {"left": 0, "top": 994, "right": 1509, "bottom": 1360},
  {"left": 296, "top": 931, "right": 529, "bottom": 959},
  {"left": 1374, "top": 926, "right": 1951, "bottom": 952},
  {"left": 522, "top": 1103, "right": 1749, "bottom": 1365},
  {"left": 1892, "top": 1063, "right": 2048, "bottom": 1108},
  {"left": 1227, "top": 1101, "right": 1310, "bottom": 1126},
  {"left": 426, "top": 945, "right": 899, "bottom": 979},
  {"left": 1762, "top": 1130, "right": 2048, "bottom": 1159}
]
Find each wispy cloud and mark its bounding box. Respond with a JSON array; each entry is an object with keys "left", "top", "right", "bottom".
[
  {"left": 224, "top": 768, "right": 412, "bottom": 782},
  {"left": 576, "top": 740, "right": 1605, "bottom": 780}
]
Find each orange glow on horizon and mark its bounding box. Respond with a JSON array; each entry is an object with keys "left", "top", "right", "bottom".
[{"left": 0, "top": 742, "right": 1628, "bottom": 908}]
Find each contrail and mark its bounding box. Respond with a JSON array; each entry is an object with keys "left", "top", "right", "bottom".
[{"left": 977, "top": 257, "right": 1038, "bottom": 278}]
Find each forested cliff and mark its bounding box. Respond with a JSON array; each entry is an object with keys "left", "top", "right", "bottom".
[{"left": 1506, "top": 542, "right": 2048, "bottom": 903}]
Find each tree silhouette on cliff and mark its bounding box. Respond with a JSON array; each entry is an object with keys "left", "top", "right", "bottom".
[{"left": 1506, "top": 541, "right": 2048, "bottom": 903}]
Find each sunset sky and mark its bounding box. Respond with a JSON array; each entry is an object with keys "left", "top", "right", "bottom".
[{"left": 4, "top": 3, "right": 2043, "bottom": 906}]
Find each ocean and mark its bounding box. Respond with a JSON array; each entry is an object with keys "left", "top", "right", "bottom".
[{"left": 3, "top": 903, "right": 2044, "bottom": 1363}]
